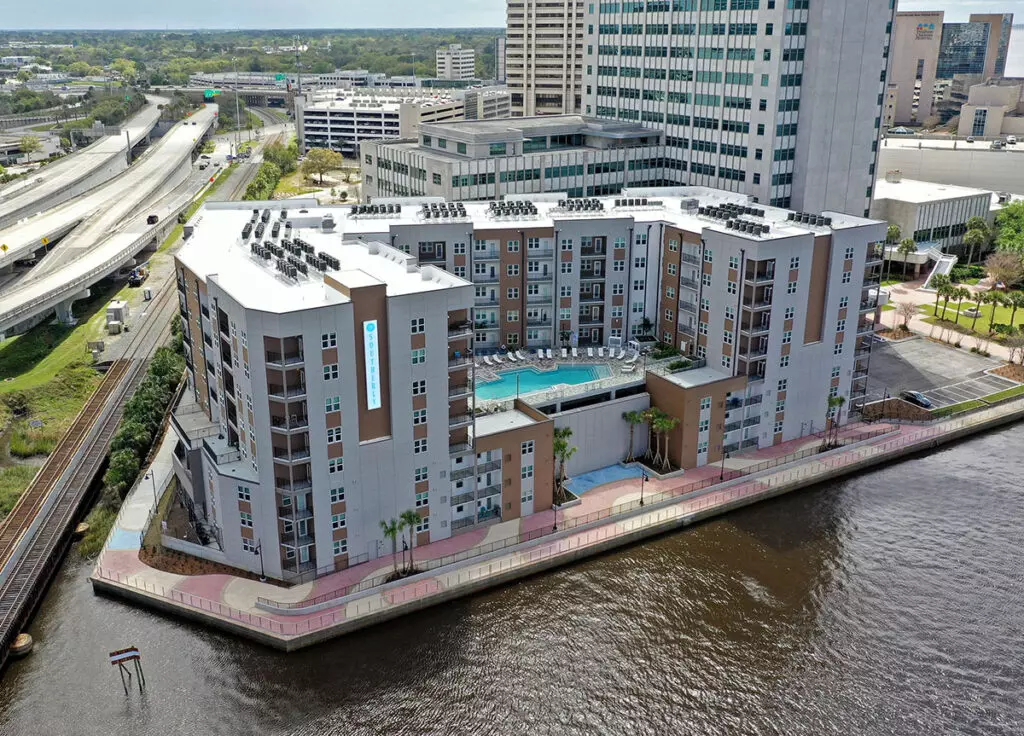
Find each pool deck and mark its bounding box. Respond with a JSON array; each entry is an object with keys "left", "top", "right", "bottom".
[{"left": 90, "top": 395, "right": 1024, "bottom": 650}]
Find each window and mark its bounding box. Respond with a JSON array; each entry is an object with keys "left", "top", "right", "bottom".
[
  {"left": 830, "top": 386, "right": 840, "bottom": 399},
  {"left": 613, "top": 284, "right": 624, "bottom": 295},
  {"left": 703, "top": 274, "right": 713, "bottom": 287},
  {"left": 700, "top": 397, "right": 711, "bottom": 411},
  {"left": 560, "top": 238, "right": 574, "bottom": 251},
  {"left": 774, "top": 421, "right": 784, "bottom": 434},
  {"left": 778, "top": 379, "right": 788, "bottom": 392},
  {"left": 780, "top": 355, "right": 790, "bottom": 368},
  {"left": 453, "top": 242, "right": 466, "bottom": 255},
  {"left": 832, "top": 366, "right": 841, "bottom": 378},
  {"left": 507, "top": 310, "right": 519, "bottom": 323},
  {"left": 723, "top": 330, "right": 732, "bottom": 344},
  {"left": 521, "top": 464, "right": 534, "bottom": 479},
  {"left": 522, "top": 440, "right": 534, "bottom": 454},
  {"left": 413, "top": 409, "right": 427, "bottom": 425},
  {"left": 507, "top": 287, "right": 519, "bottom": 300},
  {"left": 412, "top": 380, "right": 426, "bottom": 396},
  {"left": 414, "top": 439, "right": 428, "bottom": 454},
  {"left": 329, "top": 457, "right": 344, "bottom": 473},
  {"left": 787, "top": 281, "right": 798, "bottom": 295},
  {"left": 698, "top": 321, "right": 708, "bottom": 335},
  {"left": 323, "top": 363, "right": 339, "bottom": 380},
  {"left": 321, "top": 332, "right": 337, "bottom": 348},
  {"left": 412, "top": 349, "right": 426, "bottom": 365},
  {"left": 243, "top": 538, "right": 257, "bottom": 553},
  {"left": 632, "top": 301, "right": 645, "bottom": 314},
  {"left": 698, "top": 418, "right": 710, "bottom": 433},
  {"left": 776, "top": 399, "right": 786, "bottom": 412},
  {"left": 725, "top": 306, "right": 735, "bottom": 321},
  {"left": 561, "top": 262, "right": 573, "bottom": 274},
  {"left": 611, "top": 306, "right": 624, "bottom": 318},
  {"left": 721, "top": 355, "right": 732, "bottom": 369},
  {"left": 633, "top": 280, "right": 644, "bottom": 292},
  {"left": 727, "top": 281, "right": 737, "bottom": 295},
  {"left": 415, "top": 491, "right": 429, "bottom": 508},
  {"left": 837, "top": 319, "right": 847, "bottom": 333},
  {"left": 240, "top": 512, "right": 252, "bottom": 528},
  {"left": 560, "top": 308, "right": 571, "bottom": 320},
  {"left": 667, "top": 263, "right": 677, "bottom": 276},
  {"left": 789, "top": 257, "right": 800, "bottom": 270},
  {"left": 507, "top": 240, "right": 520, "bottom": 252},
  {"left": 521, "top": 490, "right": 534, "bottom": 503},
  {"left": 665, "top": 309, "right": 675, "bottom": 323},
  {"left": 782, "top": 331, "right": 792, "bottom": 345},
  {"left": 839, "top": 296, "right": 849, "bottom": 309},
  {"left": 701, "top": 298, "right": 710, "bottom": 311},
  {"left": 507, "top": 264, "right": 520, "bottom": 277},
  {"left": 325, "top": 395, "right": 340, "bottom": 412},
  {"left": 704, "top": 249, "right": 713, "bottom": 263},
  {"left": 729, "top": 255, "right": 740, "bottom": 270},
  {"left": 784, "top": 307, "right": 795, "bottom": 320},
  {"left": 634, "top": 257, "right": 647, "bottom": 269},
  {"left": 666, "top": 287, "right": 676, "bottom": 299},
  {"left": 411, "top": 318, "right": 425, "bottom": 334},
  {"left": 561, "top": 285, "right": 572, "bottom": 297},
  {"left": 327, "top": 427, "right": 342, "bottom": 444},
  {"left": 415, "top": 517, "right": 429, "bottom": 534},
  {"left": 833, "top": 342, "right": 844, "bottom": 355},
  {"left": 845, "top": 247, "right": 855, "bottom": 261},
  {"left": 842, "top": 271, "right": 853, "bottom": 285},
  {"left": 330, "top": 487, "right": 345, "bottom": 503},
  {"left": 237, "top": 485, "right": 251, "bottom": 502},
  {"left": 332, "top": 513, "right": 346, "bottom": 530},
  {"left": 698, "top": 440, "right": 709, "bottom": 454},
  {"left": 333, "top": 540, "right": 348, "bottom": 556}
]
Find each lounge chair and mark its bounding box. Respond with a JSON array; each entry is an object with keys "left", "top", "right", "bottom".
[
  {"left": 624, "top": 352, "right": 639, "bottom": 365},
  {"left": 587, "top": 347, "right": 595, "bottom": 359},
  {"left": 598, "top": 347, "right": 605, "bottom": 358},
  {"left": 571, "top": 347, "right": 579, "bottom": 359},
  {"left": 535, "top": 349, "right": 545, "bottom": 360},
  {"left": 546, "top": 348, "right": 553, "bottom": 359},
  {"left": 493, "top": 355, "right": 504, "bottom": 364},
  {"left": 516, "top": 350, "right": 528, "bottom": 361},
  {"left": 483, "top": 355, "right": 493, "bottom": 366},
  {"left": 616, "top": 348, "right": 626, "bottom": 360},
  {"left": 561, "top": 347, "right": 568, "bottom": 359},
  {"left": 621, "top": 362, "right": 637, "bottom": 373},
  {"left": 507, "top": 352, "right": 518, "bottom": 363}
]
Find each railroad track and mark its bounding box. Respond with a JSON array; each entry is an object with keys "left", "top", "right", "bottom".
[{"left": 0, "top": 276, "right": 180, "bottom": 668}]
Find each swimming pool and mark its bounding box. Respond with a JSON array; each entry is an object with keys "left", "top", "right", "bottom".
[{"left": 476, "top": 363, "right": 612, "bottom": 400}]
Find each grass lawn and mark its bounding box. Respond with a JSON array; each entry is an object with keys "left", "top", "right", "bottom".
[
  {"left": 273, "top": 169, "right": 320, "bottom": 199},
  {"left": 931, "top": 399, "right": 986, "bottom": 418},
  {"left": 881, "top": 277, "right": 913, "bottom": 287},
  {"left": 920, "top": 299, "right": 1023, "bottom": 331},
  {"left": 0, "top": 466, "right": 39, "bottom": 522},
  {"left": 28, "top": 123, "right": 55, "bottom": 132},
  {"left": 982, "top": 384, "right": 1024, "bottom": 403},
  {"left": 880, "top": 304, "right": 895, "bottom": 312},
  {"left": 76, "top": 506, "right": 117, "bottom": 557}
]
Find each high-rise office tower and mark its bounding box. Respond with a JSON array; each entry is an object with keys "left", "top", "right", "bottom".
[
  {"left": 436, "top": 44, "right": 477, "bottom": 81},
  {"left": 582, "top": 0, "right": 894, "bottom": 217},
  {"left": 495, "top": 36, "right": 508, "bottom": 83},
  {"left": 506, "top": 0, "right": 585, "bottom": 116},
  {"left": 889, "top": 12, "right": 944, "bottom": 125},
  {"left": 937, "top": 14, "right": 1014, "bottom": 80},
  {"left": 969, "top": 13, "right": 1014, "bottom": 79}
]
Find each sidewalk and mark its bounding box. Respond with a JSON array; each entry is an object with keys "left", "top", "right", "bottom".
[{"left": 90, "top": 397, "right": 1024, "bottom": 648}]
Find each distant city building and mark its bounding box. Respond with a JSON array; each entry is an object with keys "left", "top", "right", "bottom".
[
  {"left": 937, "top": 14, "right": 1014, "bottom": 80},
  {"left": 495, "top": 37, "right": 507, "bottom": 84},
  {"left": 889, "top": 12, "right": 944, "bottom": 125},
  {"left": 581, "top": 0, "right": 894, "bottom": 216},
  {"left": 0, "top": 55, "right": 35, "bottom": 67},
  {"left": 461, "top": 87, "right": 512, "bottom": 120},
  {"left": 506, "top": 0, "right": 584, "bottom": 116},
  {"left": 436, "top": 44, "right": 477, "bottom": 81},
  {"left": 956, "top": 78, "right": 1024, "bottom": 138},
  {"left": 360, "top": 115, "right": 665, "bottom": 201}
]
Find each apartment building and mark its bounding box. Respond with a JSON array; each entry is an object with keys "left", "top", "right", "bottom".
[
  {"left": 581, "top": 0, "right": 894, "bottom": 217},
  {"left": 295, "top": 90, "right": 467, "bottom": 156},
  {"left": 172, "top": 205, "right": 554, "bottom": 581},
  {"left": 360, "top": 115, "right": 667, "bottom": 201},
  {"left": 889, "top": 12, "right": 944, "bottom": 125},
  {"left": 436, "top": 44, "right": 477, "bottom": 81},
  {"left": 170, "top": 190, "right": 883, "bottom": 579},
  {"left": 507, "top": 0, "right": 585, "bottom": 116}
]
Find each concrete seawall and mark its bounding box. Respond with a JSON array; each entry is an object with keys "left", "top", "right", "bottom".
[{"left": 91, "top": 400, "right": 1024, "bottom": 651}]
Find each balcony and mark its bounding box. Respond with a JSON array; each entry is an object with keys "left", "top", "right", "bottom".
[
  {"left": 452, "top": 516, "right": 476, "bottom": 531},
  {"left": 474, "top": 272, "right": 500, "bottom": 283},
  {"left": 578, "top": 315, "right": 603, "bottom": 326},
  {"left": 678, "top": 323, "right": 696, "bottom": 338},
  {"left": 449, "top": 383, "right": 472, "bottom": 399},
  {"left": 476, "top": 483, "right": 502, "bottom": 499},
  {"left": 449, "top": 441, "right": 474, "bottom": 456},
  {"left": 474, "top": 322, "right": 500, "bottom": 332},
  {"left": 853, "top": 368, "right": 869, "bottom": 379},
  {"left": 678, "top": 301, "right": 698, "bottom": 315},
  {"left": 266, "top": 351, "right": 304, "bottom": 368},
  {"left": 680, "top": 252, "right": 701, "bottom": 266},
  {"left": 203, "top": 437, "right": 240, "bottom": 465},
  {"left": 278, "top": 506, "right": 314, "bottom": 521},
  {"left": 276, "top": 478, "right": 313, "bottom": 494},
  {"left": 474, "top": 248, "right": 500, "bottom": 261},
  {"left": 579, "top": 293, "right": 604, "bottom": 304},
  {"left": 723, "top": 442, "right": 741, "bottom": 454},
  {"left": 742, "top": 345, "right": 768, "bottom": 358},
  {"left": 744, "top": 271, "right": 775, "bottom": 285},
  {"left": 743, "top": 298, "right": 773, "bottom": 311},
  {"left": 280, "top": 530, "right": 315, "bottom": 547},
  {"left": 273, "top": 447, "right": 311, "bottom": 463},
  {"left": 451, "top": 491, "right": 475, "bottom": 505},
  {"left": 268, "top": 384, "right": 307, "bottom": 400},
  {"left": 475, "top": 295, "right": 499, "bottom": 307},
  {"left": 579, "top": 270, "right": 605, "bottom": 281},
  {"left": 527, "top": 271, "right": 554, "bottom": 282},
  {"left": 859, "top": 299, "right": 878, "bottom": 312},
  {"left": 740, "top": 321, "right": 771, "bottom": 337},
  {"left": 580, "top": 246, "right": 606, "bottom": 257},
  {"left": 449, "top": 412, "right": 474, "bottom": 428},
  {"left": 856, "top": 322, "right": 876, "bottom": 336},
  {"left": 527, "top": 317, "right": 553, "bottom": 327},
  {"left": 724, "top": 421, "right": 742, "bottom": 433},
  {"left": 678, "top": 276, "right": 699, "bottom": 290},
  {"left": 448, "top": 322, "right": 473, "bottom": 340},
  {"left": 448, "top": 355, "right": 472, "bottom": 371},
  {"left": 527, "top": 247, "right": 555, "bottom": 258},
  {"left": 862, "top": 276, "right": 881, "bottom": 288},
  {"left": 527, "top": 294, "right": 553, "bottom": 304}
]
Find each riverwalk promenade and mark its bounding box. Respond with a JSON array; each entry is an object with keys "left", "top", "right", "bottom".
[{"left": 89, "top": 396, "right": 1024, "bottom": 650}]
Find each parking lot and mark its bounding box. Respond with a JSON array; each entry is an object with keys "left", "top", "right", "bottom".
[{"left": 864, "top": 338, "right": 1017, "bottom": 408}]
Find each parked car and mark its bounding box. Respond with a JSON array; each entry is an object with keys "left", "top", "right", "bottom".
[
  {"left": 991, "top": 140, "right": 1006, "bottom": 150},
  {"left": 900, "top": 390, "right": 933, "bottom": 409},
  {"left": 965, "top": 136, "right": 975, "bottom": 143},
  {"left": 146, "top": 214, "right": 159, "bottom": 225},
  {"left": 1008, "top": 135, "right": 1018, "bottom": 145},
  {"left": 200, "top": 154, "right": 211, "bottom": 159}
]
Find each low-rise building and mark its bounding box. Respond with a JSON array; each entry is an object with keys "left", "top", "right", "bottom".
[
  {"left": 436, "top": 44, "right": 476, "bottom": 81},
  {"left": 170, "top": 191, "right": 884, "bottom": 580},
  {"left": 360, "top": 115, "right": 667, "bottom": 201},
  {"left": 957, "top": 79, "right": 1024, "bottom": 138}
]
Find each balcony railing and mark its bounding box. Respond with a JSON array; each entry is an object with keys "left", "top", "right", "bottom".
[
  {"left": 678, "top": 276, "right": 699, "bottom": 290},
  {"left": 476, "top": 483, "right": 502, "bottom": 499},
  {"left": 527, "top": 317, "right": 553, "bottom": 327},
  {"left": 742, "top": 346, "right": 768, "bottom": 358},
  {"left": 527, "top": 294, "right": 553, "bottom": 304},
  {"left": 273, "top": 447, "right": 312, "bottom": 462},
  {"left": 527, "top": 271, "right": 554, "bottom": 281},
  {"left": 451, "top": 492, "right": 475, "bottom": 505},
  {"left": 448, "top": 356, "right": 472, "bottom": 370},
  {"left": 268, "top": 385, "right": 307, "bottom": 400},
  {"left": 277, "top": 506, "right": 314, "bottom": 521},
  {"left": 743, "top": 416, "right": 761, "bottom": 428},
  {"left": 449, "top": 383, "right": 472, "bottom": 398},
  {"left": 579, "top": 293, "right": 604, "bottom": 303},
  {"left": 724, "top": 421, "right": 742, "bottom": 433},
  {"left": 527, "top": 247, "right": 555, "bottom": 258},
  {"left": 579, "top": 270, "right": 605, "bottom": 280},
  {"left": 449, "top": 412, "right": 474, "bottom": 428},
  {"left": 275, "top": 478, "right": 313, "bottom": 494},
  {"left": 744, "top": 271, "right": 775, "bottom": 285},
  {"left": 448, "top": 322, "right": 473, "bottom": 340},
  {"left": 743, "top": 299, "right": 773, "bottom": 310},
  {"left": 678, "top": 301, "right": 698, "bottom": 315},
  {"left": 863, "top": 276, "right": 881, "bottom": 288},
  {"left": 449, "top": 441, "right": 473, "bottom": 456},
  {"left": 474, "top": 248, "right": 500, "bottom": 260},
  {"left": 859, "top": 299, "right": 878, "bottom": 311},
  {"left": 578, "top": 315, "right": 603, "bottom": 326},
  {"left": 266, "top": 351, "right": 304, "bottom": 367},
  {"left": 474, "top": 272, "right": 499, "bottom": 283},
  {"left": 580, "top": 246, "right": 607, "bottom": 257},
  {"left": 740, "top": 322, "right": 771, "bottom": 337},
  {"left": 680, "top": 253, "right": 701, "bottom": 266},
  {"left": 678, "top": 323, "right": 696, "bottom": 338},
  {"left": 856, "top": 322, "right": 876, "bottom": 336},
  {"left": 280, "top": 530, "right": 315, "bottom": 547},
  {"left": 474, "top": 296, "right": 499, "bottom": 306},
  {"left": 452, "top": 516, "right": 476, "bottom": 530}
]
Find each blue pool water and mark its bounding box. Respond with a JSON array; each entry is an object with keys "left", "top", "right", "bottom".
[{"left": 476, "top": 363, "right": 611, "bottom": 400}]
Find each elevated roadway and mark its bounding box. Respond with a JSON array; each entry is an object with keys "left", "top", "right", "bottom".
[
  {"left": 0, "top": 105, "right": 216, "bottom": 274},
  {"left": 0, "top": 97, "right": 167, "bottom": 230}
]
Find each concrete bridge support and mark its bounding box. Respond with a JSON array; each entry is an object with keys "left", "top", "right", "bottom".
[{"left": 55, "top": 288, "right": 91, "bottom": 325}]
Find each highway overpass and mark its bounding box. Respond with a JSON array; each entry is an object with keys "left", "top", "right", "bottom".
[
  {"left": 0, "top": 96, "right": 166, "bottom": 230},
  {"left": 0, "top": 106, "right": 218, "bottom": 335}
]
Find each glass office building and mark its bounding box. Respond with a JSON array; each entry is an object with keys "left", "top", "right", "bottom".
[{"left": 937, "top": 23, "right": 990, "bottom": 78}]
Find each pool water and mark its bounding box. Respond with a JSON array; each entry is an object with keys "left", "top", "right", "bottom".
[{"left": 476, "top": 364, "right": 611, "bottom": 400}]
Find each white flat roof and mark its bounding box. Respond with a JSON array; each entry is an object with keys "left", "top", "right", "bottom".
[
  {"left": 873, "top": 177, "right": 992, "bottom": 204},
  {"left": 474, "top": 409, "right": 538, "bottom": 437},
  {"left": 178, "top": 206, "right": 471, "bottom": 314},
  {"left": 662, "top": 366, "right": 737, "bottom": 389}
]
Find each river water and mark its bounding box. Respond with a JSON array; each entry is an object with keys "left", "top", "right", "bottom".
[{"left": 1, "top": 427, "right": 1022, "bottom": 735}]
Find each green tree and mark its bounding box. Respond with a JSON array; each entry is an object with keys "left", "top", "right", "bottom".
[
  {"left": 19, "top": 135, "right": 42, "bottom": 155},
  {"left": 886, "top": 223, "right": 901, "bottom": 244},
  {"left": 110, "top": 420, "right": 154, "bottom": 458},
  {"left": 262, "top": 141, "right": 297, "bottom": 174},
  {"left": 379, "top": 518, "right": 401, "bottom": 576},
  {"left": 938, "top": 282, "right": 957, "bottom": 321},
  {"left": 622, "top": 410, "right": 645, "bottom": 462},
  {"left": 639, "top": 317, "right": 654, "bottom": 336},
  {"left": 399, "top": 508, "right": 421, "bottom": 574},
  {"left": 67, "top": 60, "right": 92, "bottom": 77},
  {"left": 898, "top": 238, "right": 917, "bottom": 276},
  {"left": 656, "top": 414, "right": 679, "bottom": 473},
  {"left": 553, "top": 426, "right": 577, "bottom": 502},
  {"left": 104, "top": 448, "right": 140, "bottom": 499},
  {"left": 986, "top": 250, "right": 1024, "bottom": 289},
  {"left": 986, "top": 291, "right": 1007, "bottom": 332},
  {"left": 953, "top": 286, "right": 972, "bottom": 325},
  {"left": 994, "top": 200, "right": 1024, "bottom": 255},
  {"left": 300, "top": 147, "right": 344, "bottom": 184},
  {"left": 963, "top": 225, "right": 989, "bottom": 266},
  {"left": 1007, "top": 291, "right": 1024, "bottom": 328},
  {"left": 930, "top": 273, "right": 951, "bottom": 315}
]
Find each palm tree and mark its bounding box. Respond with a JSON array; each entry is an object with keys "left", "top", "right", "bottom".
[
  {"left": 885, "top": 224, "right": 901, "bottom": 282},
  {"left": 650, "top": 416, "right": 664, "bottom": 469},
  {"left": 938, "top": 282, "right": 957, "bottom": 321},
  {"left": 622, "top": 410, "right": 645, "bottom": 462},
  {"left": 639, "top": 316, "right": 654, "bottom": 336},
  {"left": 987, "top": 291, "right": 1007, "bottom": 332},
  {"left": 1007, "top": 291, "right": 1024, "bottom": 328},
  {"left": 898, "top": 238, "right": 917, "bottom": 277},
  {"left": 971, "top": 293, "right": 986, "bottom": 334},
  {"left": 399, "top": 508, "right": 421, "bottom": 574},
  {"left": 931, "top": 274, "right": 951, "bottom": 316},
  {"left": 830, "top": 396, "right": 847, "bottom": 446},
  {"left": 963, "top": 226, "right": 988, "bottom": 266},
  {"left": 657, "top": 414, "right": 679, "bottom": 472},
  {"left": 643, "top": 407, "right": 665, "bottom": 463},
  {"left": 379, "top": 518, "right": 401, "bottom": 576},
  {"left": 553, "top": 426, "right": 577, "bottom": 502},
  {"left": 953, "top": 286, "right": 972, "bottom": 325}
]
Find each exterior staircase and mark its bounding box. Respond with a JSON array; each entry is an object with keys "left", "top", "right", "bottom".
[{"left": 922, "top": 247, "right": 958, "bottom": 291}]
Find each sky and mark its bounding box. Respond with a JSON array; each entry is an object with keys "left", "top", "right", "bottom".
[{"left": 2, "top": 1, "right": 1021, "bottom": 30}]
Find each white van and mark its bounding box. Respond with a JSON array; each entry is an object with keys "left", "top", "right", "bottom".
[{"left": 1008, "top": 135, "right": 1018, "bottom": 145}]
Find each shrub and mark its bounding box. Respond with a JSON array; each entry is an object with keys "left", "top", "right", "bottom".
[
  {"left": 104, "top": 448, "right": 140, "bottom": 498},
  {"left": 667, "top": 359, "right": 692, "bottom": 371},
  {"left": 992, "top": 323, "right": 1016, "bottom": 336}
]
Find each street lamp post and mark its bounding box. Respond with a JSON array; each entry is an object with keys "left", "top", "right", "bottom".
[
  {"left": 640, "top": 473, "right": 649, "bottom": 506},
  {"left": 719, "top": 450, "right": 730, "bottom": 481},
  {"left": 254, "top": 540, "right": 266, "bottom": 582},
  {"left": 145, "top": 471, "right": 157, "bottom": 505}
]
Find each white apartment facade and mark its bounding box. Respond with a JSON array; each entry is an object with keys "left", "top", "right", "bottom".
[
  {"left": 581, "top": 0, "right": 894, "bottom": 217},
  {"left": 507, "top": 0, "right": 586, "bottom": 116},
  {"left": 436, "top": 44, "right": 477, "bottom": 81}
]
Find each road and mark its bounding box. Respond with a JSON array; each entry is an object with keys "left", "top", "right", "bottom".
[
  {"left": 0, "top": 105, "right": 216, "bottom": 274},
  {"left": 0, "top": 97, "right": 166, "bottom": 230}
]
